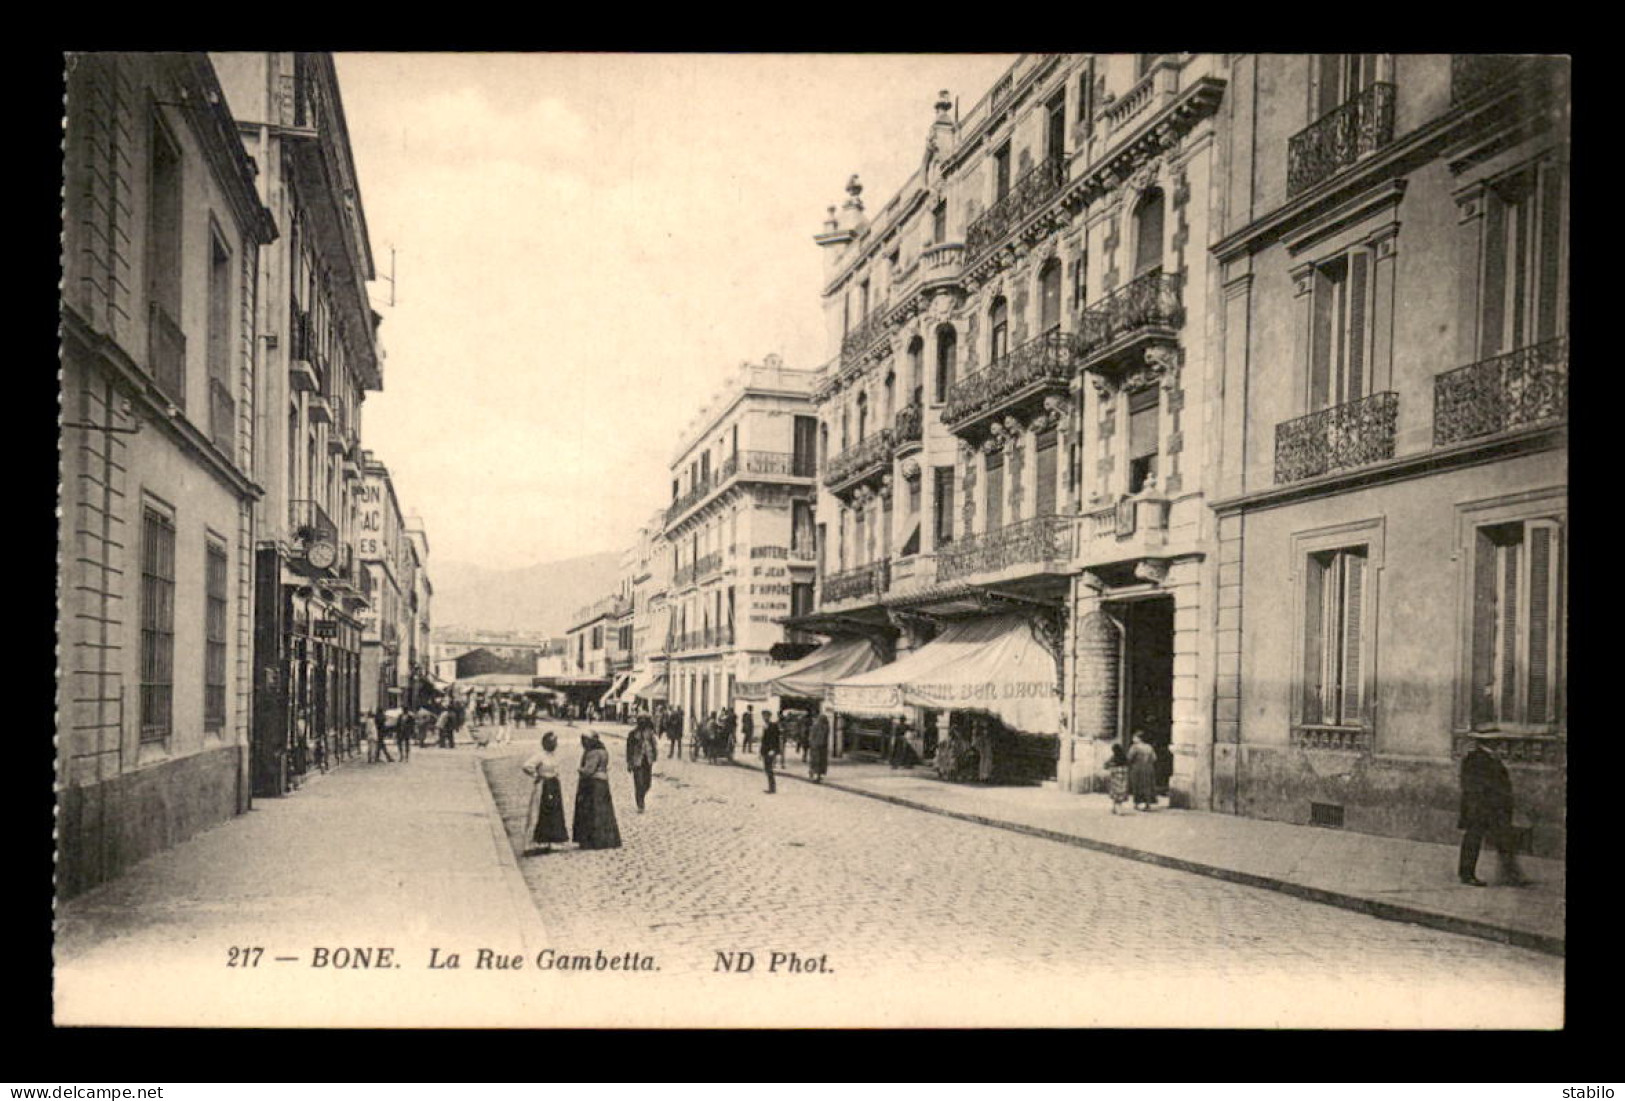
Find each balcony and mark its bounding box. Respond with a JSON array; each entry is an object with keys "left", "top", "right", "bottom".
[
  {"left": 841, "top": 310, "right": 890, "bottom": 367},
  {"left": 147, "top": 301, "right": 186, "bottom": 410},
  {"left": 918, "top": 242, "right": 965, "bottom": 292},
  {"left": 936, "top": 514, "right": 1076, "bottom": 585},
  {"left": 1287, "top": 83, "right": 1396, "bottom": 197},
  {"left": 943, "top": 330, "right": 1080, "bottom": 435},
  {"left": 821, "top": 559, "right": 890, "bottom": 606},
  {"left": 208, "top": 377, "right": 235, "bottom": 457},
  {"left": 288, "top": 498, "right": 338, "bottom": 547},
  {"left": 1079, "top": 496, "right": 1171, "bottom": 565},
  {"left": 965, "top": 156, "right": 1066, "bottom": 266},
  {"left": 1075, "top": 271, "right": 1184, "bottom": 369},
  {"left": 695, "top": 550, "right": 724, "bottom": 580},
  {"left": 667, "top": 450, "right": 809, "bottom": 528},
  {"left": 667, "top": 475, "right": 714, "bottom": 525},
  {"left": 306, "top": 393, "right": 333, "bottom": 426},
  {"left": 893, "top": 399, "right": 924, "bottom": 451},
  {"left": 1433, "top": 335, "right": 1567, "bottom": 447},
  {"left": 675, "top": 624, "right": 735, "bottom": 652},
  {"left": 825, "top": 429, "right": 895, "bottom": 494},
  {"left": 288, "top": 306, "right": 320, "bottom": 393},
  {"left": 1274, "top": 391, "right": 1399, "bottom": 484}
]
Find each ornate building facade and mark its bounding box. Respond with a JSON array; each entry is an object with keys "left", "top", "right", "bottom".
[{"left": 806, "top": 54, "right": 1228, "bottom": 792}]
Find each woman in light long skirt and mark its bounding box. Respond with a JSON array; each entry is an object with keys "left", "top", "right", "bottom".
[{"left": 521, "top": 732, "right": 570, "bottom": 854}]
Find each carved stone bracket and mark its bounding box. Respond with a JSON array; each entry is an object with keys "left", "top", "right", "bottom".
[
  {"left": 1133, "top": 557, "right": 1170, "bottom": 585},
  {"left": 900, "top": 456, "right": 921, "bottom": 481}
]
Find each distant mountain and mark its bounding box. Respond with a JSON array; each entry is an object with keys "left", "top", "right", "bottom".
[{"left": 431, "top": 551, "right": 621, "bottom": 638}]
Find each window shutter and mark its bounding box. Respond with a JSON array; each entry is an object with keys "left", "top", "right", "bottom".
[
  {"left": 1339, "top": 552, "right": 1366, "bottom": 724},
  {"left": 1536, "top": 164, "right": 1566, "bottom": 344},
  {"left": 1498, "top": 537, "right": 1521, "bottom": 721},
  {"left": 1035, "top": 429, "right": 1059, "bottom": 517},
  {"left": 1481, "top": 194, "right": 1508, "bottom": 358},
  {"left": 1310, "top": 266, "right": 1335, "bottom": 410},
  {"left": 1470, "top": 528, "right": 1499, "bottom": 728},
  {"left": 1347, "top": 250, "right": 1368, "bottom": 403},
  {"left": 1526, "top": 520, "right": 1559, "bottom": 724},
  {"left": 1303, "top": 556, "right": 1326, "bottom": 725},
  {"left": 1129, "top": 389, "right": 1159, "bottom": 459},
  {"left": 985, "top": 450, "right": 1005, "bottom": 533}
]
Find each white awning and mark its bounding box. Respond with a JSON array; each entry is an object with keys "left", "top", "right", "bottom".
[
  {"left": 737, "top": 636, "right": 886, "bottom": 700},
  {"left": 828, "top": 614, "right": 1061, "bottom": 733}
]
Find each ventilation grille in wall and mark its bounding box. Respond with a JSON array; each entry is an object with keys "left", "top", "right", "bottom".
[{"left": 1309, "top": 802, "right": 1345, "bottom": 829}]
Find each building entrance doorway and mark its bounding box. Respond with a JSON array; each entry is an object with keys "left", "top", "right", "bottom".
[{"left": 1111, "top": 595, "right": 1175, "bottom": 792}]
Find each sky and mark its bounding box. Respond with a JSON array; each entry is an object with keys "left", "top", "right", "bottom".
[{"left": 333, "top": 52, "right": 1018, "bottom": 572}]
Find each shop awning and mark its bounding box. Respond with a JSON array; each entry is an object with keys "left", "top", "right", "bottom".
[
  {"left": 738, "top": 636, "right": 887, "bottom": 701},
  {"left": 633, "top": 674, "right": 669, "bottom": 701},
  {"left": 456, "top": 673, "right": 537, "bottom": 688},
  {"left": 828, "top": 614, "right": 1061, "bottom": 733},
  {"left": 600, "top": 672, "right": 633, "bottom": 706}
]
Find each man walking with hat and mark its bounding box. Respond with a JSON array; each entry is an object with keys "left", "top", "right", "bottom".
[{"left": 1458, "top": 732, "right": 1530, "bottom": 887}]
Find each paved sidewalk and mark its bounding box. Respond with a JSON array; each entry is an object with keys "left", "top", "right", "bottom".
[
  {"left": 54, "top": 748, "right": 549, "bottom": 1027},
  {"left": 652, "top": 732, "right": 1564, "bottom": 956}
]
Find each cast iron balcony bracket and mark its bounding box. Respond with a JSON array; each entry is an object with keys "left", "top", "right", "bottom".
[
  {"left": 1287, "top": 83, "right": 1397, "bottom": 197},
  {"left": 1274, "top": 391, "right": 1399, "bottom": 484},
  {"left": 943, "top": 330, "right": 1081, "bottom": 432},
  {"left": 1434, "top": 335, "right": 1568, "bottom": 447}
]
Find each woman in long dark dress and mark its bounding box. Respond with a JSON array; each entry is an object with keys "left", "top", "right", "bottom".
[
  {"left": 572, "top": 733, "right": 622, "bottom": 849},
  {"left": 808, "top": 712, "right": 830, "bottom": 783},
  {"left": 1127, "top": 730, "right": 1158, "bottom": 811},
  {"left": 521, "top": 731, "right": 570, "bottom": 853}
]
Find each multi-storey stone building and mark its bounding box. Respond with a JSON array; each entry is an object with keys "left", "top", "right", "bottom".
[
  {"left": 663, "top": 357, "right": 820, "bottom": 721},
  {"left": 1209, "top": 55, "right": 1568, "bottom": 853},
  {"left": 807, "top": 55, "right": 1229, "bottom": 789},
  {"left": 357, "top": 452, "right": 407, "bottom": 714},
  {"left": 211, "top": 52, "right": 382, "bottom": 794},
  {"left": 60, "top": 53, "right": 277, "bottom": 895},
  {"left": 625, "top": 510, "right": 673, "bottom": 708}
]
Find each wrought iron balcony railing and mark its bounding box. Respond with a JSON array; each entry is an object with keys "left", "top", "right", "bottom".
[
  {"left": 208, "top": 377, "right": 235, "bottom": 457},
  {"left": 822, "top": 559, "right": 890, "bottom": 605},
  {"left": 936, "top": 514, "right": 1076, "bottom": 585},
  {"left": 147, "top": 301, "right": 186, "bottom": 410},
  {"left": 965, "top": 156, "right": 1066, "bottom": 264},
  {"left": 894, "top": 399, "right": 924, "bottom": 448},
  {"left": 1274, "top": 391, "right": 1399, "bottom": 484},
  {"left": 666, "top": 475, "right": 714, "bottom": 525},
  {"left": 695, "top": 550, "right": 724, "bottom": 580},
  {"left": 675, "top": 624, "right": 735, "bottom": 652},
  {"left": 668, "top": 450, "right": 810, "bottom": 527},
  {"left": 1075, "top": 271, "right": 1184, "bottom": 361},
  {"left": 1287, "top": 83, "right": 1396, "bottom": 196},
  {"left": 943, "top": 330, "right": 1080, "bottom": 430},
  {"left": 288, "top": 498, "right": 338, "bottom": 546},
  {"left": 824, "top": 429, "right": 895, "bottom": 490},
  {"left": 841, "top": 310, "right": 890, "bottom": 366},
  {"left": 1433, "top": 335, "right": 1567, "bottom": 447}
]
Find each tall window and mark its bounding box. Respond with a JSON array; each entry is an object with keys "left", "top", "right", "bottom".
[
  {"left": 854, "top": 507, "right": 867, "bottom": 567},
  {"left": 932, "top": 199, "right": 948, "bottom": 244},
  {"left": 1136, "top": 53, "right": 1160, "bottom": 81},
  {"left": 859, "top": 278, "right": 871, "bottom": 320},
  {"left": 205, "top": 540, "right": 228, "bottom": 732},
  {"left": 1046, "top": 92, "right": 1067, "bottom": 164},
  {"left": 989, "top": 298, "right": 1009, "bottom": 362},
  {"left": 207, "top": 227, "right": 232, "bottom": 434},
  {"left": 994, "top": 143, "right": 1012, "bottom": 202},
  {"left": 1310, "top": 250, "right": 1374, "bottom": 410},
  {"left": 1303, "top": 547, "right": 1368, "bottom": 727},
  {"left": 792, "top": 499, "right": 815, "bottom": 556},
  {"left": 933, "top": 467, "right": 955, "bottom": 549},
  {"left": 1073, "top": 251, "right": 1089, "bottom": 311},
  {"left": 856, "top": 391, "right": 868, "bottom": 441},
  {"left": 147, "top": 113, "right": 184, "bottom": 406},
  {"left": 935, "top": 326, "right": 958, "bottom": 402},
  {"left": 1315, "top": 53, "right": 1380, "bottom": 118},
  {"left": 1039, "top": 259, "right": 1063, "bottom": 335},
  {"left": 794, "top": 415, "right": 818, "bottom": 476},
  {"left": 985, "top": 450, "right": 1005, "bottom": 532},
  {"left": 1481, "top": 160, "right": 1567, "bottom": 358},
  {"left": 140, "top": 507, "right": 177, "bottom": 743},
  {"left": 883, "top": 371, "right": 895, "bottom": 425},
  {"left": 1133, "top": 189, "right": 1165, "bottom": 277},
  {"left": 903, "top": 476, "right": 922, "bottom": 556},
  {"left": 1128, "top": 387, "right": 1160, "bottom": 493},
  {"left": 1471, "top": 520, "right": 1563, "bottom": 729}
]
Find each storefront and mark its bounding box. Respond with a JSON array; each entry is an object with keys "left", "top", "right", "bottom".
[
  {"left": 736, "top": 635, "right": 886, "bottom": 725},
  {"left": 829, "top": 614, "right": 1062, "bottom": 782}
]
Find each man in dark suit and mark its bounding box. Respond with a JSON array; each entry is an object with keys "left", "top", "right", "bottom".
[
  {"left": 626, "top": 716, "right": 660, "bottom": 813},
  {"left": 1458, "top": 733, "right": 1529, "bottom": 887},
  {"left": 760, "top": 711, "right": 782, "bottom": 794},
  {"left": 741, "top": 705, "right": 756, "bottom": 754}
]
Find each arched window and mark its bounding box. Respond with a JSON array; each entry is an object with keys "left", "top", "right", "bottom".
[
  {"left": 841, "top": 410, "right": 850, "bottom": 451},
  {"left": 934, "top": 326, "right": 958, "bottom": 403},
  {"left": 907, "top": 337, "right": 925, "bottom": 406},
  {"left": 1133, "top": 189, "right": 1165, "bottom": 278},
  {"left": 990, "top": 297, "right": 1010, "bottom": 362},
  {"left": 1039, "top": 259, "right": 1063, "bottom": 335},
  {"left": 856, "top": 391, "right": 869, "bottom": 441},
  {"left": 883, "top": 370, "right": 895, "bottom": 426}
]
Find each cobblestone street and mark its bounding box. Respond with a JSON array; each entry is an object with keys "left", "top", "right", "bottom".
[{"left": 483, "top": 731, "right": 1564, "bottom": 1028}]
